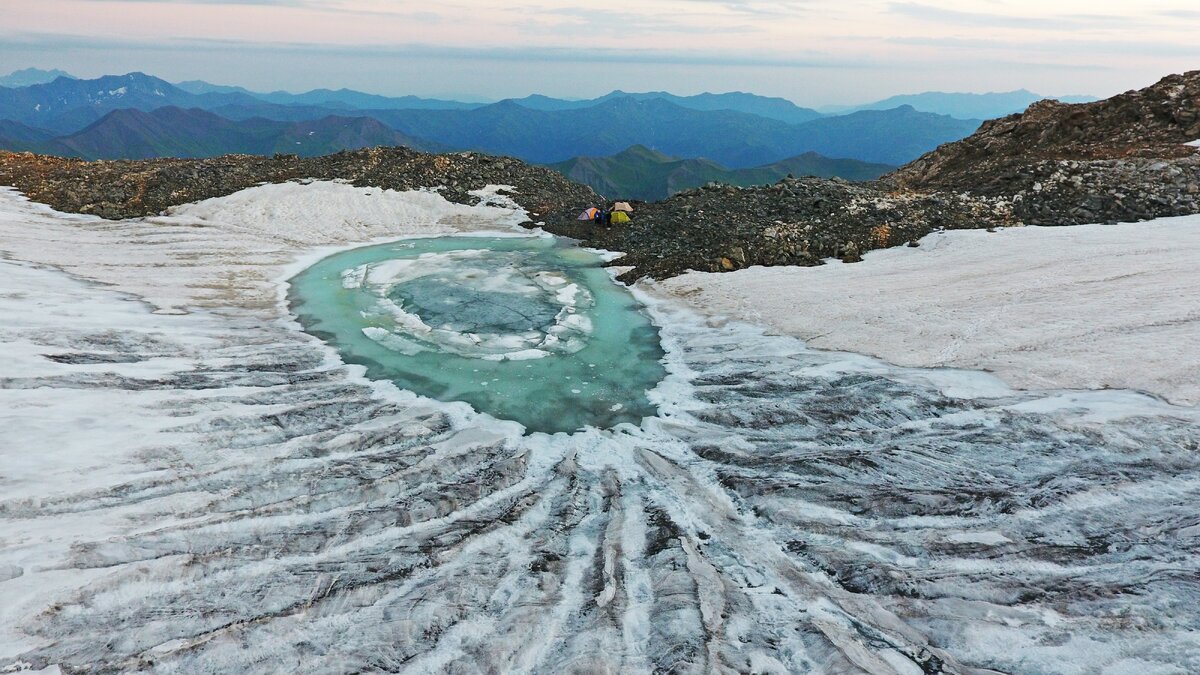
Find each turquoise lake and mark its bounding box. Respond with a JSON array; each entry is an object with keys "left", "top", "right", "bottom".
[{"left": 288, "top": 236, "right": 667, "bottom": 434}]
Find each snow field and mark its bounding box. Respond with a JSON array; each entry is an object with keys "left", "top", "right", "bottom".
[{"left": 659, "top": 218, "right": 1200, "bottom": 406}]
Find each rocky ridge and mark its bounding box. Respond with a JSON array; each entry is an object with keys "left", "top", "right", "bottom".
[
  {"left": 0, "top": 147, "right": 1022, "bottom": 280},
  {"left": 0, "top": 147, "right": 595, "bottom": 222},
  {"left": 582, "top": 178, "right": 1017, "bottom": 280},
  {"left": 891, "top": 71, "right": 1200, "bottom": 224}
]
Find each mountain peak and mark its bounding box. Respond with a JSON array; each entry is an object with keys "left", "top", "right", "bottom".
[
  {"left": 489, "top": 99, "right": 531, "bottom": 111},
  {"left": 596, "top": 96, "right": 684, "bottom": 112},
  {"left": 615, "top": 144, "right": 675, "bottom": 162},
  {"left": 115, "top": 72, "right": 161, "bottom": 83},
  {"left": 83, "top": 106, "right": 217, "bottom": 128},
  {"left": 0, "top": 68, "right": 77, "bottom": 88},
  {"left": 892, "top": 69, "right": 1200, "bottom": 190}
]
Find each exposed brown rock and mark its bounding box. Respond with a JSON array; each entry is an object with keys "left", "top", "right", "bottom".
[
  {"left": 893, "top": 71, "right": 1200, "bottom": 189},
  {"left": 887, "top": 71, "right": 1200, "bottom": 225},
  {"left": 0, "top": 147, "right": 596, "bottom": 223}
]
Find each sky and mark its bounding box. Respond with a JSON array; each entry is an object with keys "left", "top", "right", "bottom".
[{"left": 1, "top": 0, "right": 1197, "bottom": 105}]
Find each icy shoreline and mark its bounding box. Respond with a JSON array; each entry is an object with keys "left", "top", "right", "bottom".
[
  {"left": 3, "top": 182, "right": 1199, "bottom": 674},
  {"left": 659, "top": 218, "right": 1200, "bottom": 407}
]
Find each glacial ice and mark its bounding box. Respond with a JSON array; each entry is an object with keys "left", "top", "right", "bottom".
[{"left": 1, "top": 182, "right": 1199, "bottom": 674}]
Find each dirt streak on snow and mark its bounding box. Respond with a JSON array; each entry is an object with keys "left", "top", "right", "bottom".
[{"left": 657, "top": 218, "right": 1200, "bottom": 406}]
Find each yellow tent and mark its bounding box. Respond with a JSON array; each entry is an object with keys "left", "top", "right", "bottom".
[{"left": 610, "top": 211, "right": 631, "bottom": 225}]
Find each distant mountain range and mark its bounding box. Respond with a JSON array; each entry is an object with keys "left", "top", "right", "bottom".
[
  {"left": 0, "top": 72, "right": 980, "bottom": 168},
  {"left": 175, "top": 76, "right": 1093, "bottom": 122},
  {"left": 0, "top": 119, "right": 54, "bottom": 147},
  {"left": 0, "top": 107, "right": 443, "bottom": 159},
  {"left": 367, "top": 98, "right": 978, "bottom": 167},
  {"left": 0, "top": 68, "right": 76, "bottom": 88},
  {"left": 0, "top": 73, "right": 263, "bottom": 134},
  {"left": 179, "top": 80, "right": 825, "bottom": 123},
  {"left": 175, "top": 80, "right": 481, "bottom": 111},
  {"left": 1, "top": 69, "right": 1098, "bottom": 124},
  {"left": 820, "top": 89, "right": 1098, "bottom": 120},
  {"left": 508, "top": 90, "right": 823, "bottom": 124},
  {"left": 549, "top": 145, "right": 894, "bottom": 201},
  {"left": 0, "top": 69, "right": 1028, "bottom": 200}
]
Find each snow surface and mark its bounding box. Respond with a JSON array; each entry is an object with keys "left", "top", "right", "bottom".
[
  {"left": 659, "top": 218, "right": 1200, "bottom": 406},
  {"left": 2, "top": 182, "right": 1199, "bottom": 674}
]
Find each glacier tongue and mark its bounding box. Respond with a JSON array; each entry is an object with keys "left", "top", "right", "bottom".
[{"left": 1, "top": 183, "right": 1199, "bottom": 674}]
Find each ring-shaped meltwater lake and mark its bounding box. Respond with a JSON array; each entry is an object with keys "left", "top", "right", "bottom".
[{"left": 289, "top": 236, "right": 667, "bottom": 434}]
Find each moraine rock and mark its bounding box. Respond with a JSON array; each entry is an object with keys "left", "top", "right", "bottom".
[{"left": 889, "top": 70, "right": 1200, "bottom": 225}]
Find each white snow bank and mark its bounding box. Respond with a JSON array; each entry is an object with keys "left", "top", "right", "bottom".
[
  {"left": 166, "top": 180, "right": 526, "bottom": 245},
  {"left": 657, "top": 218, "right": 1200, "bottom": 406},
  {"left": 1186, "top": 139, "right": 1200, "bottom": 148}
]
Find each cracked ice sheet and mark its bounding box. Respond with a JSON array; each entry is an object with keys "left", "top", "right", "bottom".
[
  {"left": 657, "top": 217, "right": 1200, "bottom": 406},
  {"left": 1, "top": 182, "right": 1199, "bottom": 674}
]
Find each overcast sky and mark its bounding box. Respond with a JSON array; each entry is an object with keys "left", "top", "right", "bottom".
[{"left": 1, "top": 0, "right": 1197, "bottom": 105}]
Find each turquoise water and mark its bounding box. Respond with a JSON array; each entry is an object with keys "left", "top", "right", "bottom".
[{"left": 288, "top": 236, "right": 667, "bottom": 433}]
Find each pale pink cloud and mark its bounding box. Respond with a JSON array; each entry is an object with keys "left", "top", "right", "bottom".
[{"left": 1, "top": 0, "right": 1196, "bottom": 103}]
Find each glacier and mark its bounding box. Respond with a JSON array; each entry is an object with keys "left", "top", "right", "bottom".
[{"left": 1, "top": 182, "right": 1198, "bottom": 674}]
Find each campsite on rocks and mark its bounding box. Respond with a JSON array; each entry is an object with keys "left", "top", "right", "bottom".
[{"left": 1, "top": 3, "right": 1199, "bottom": 672}]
